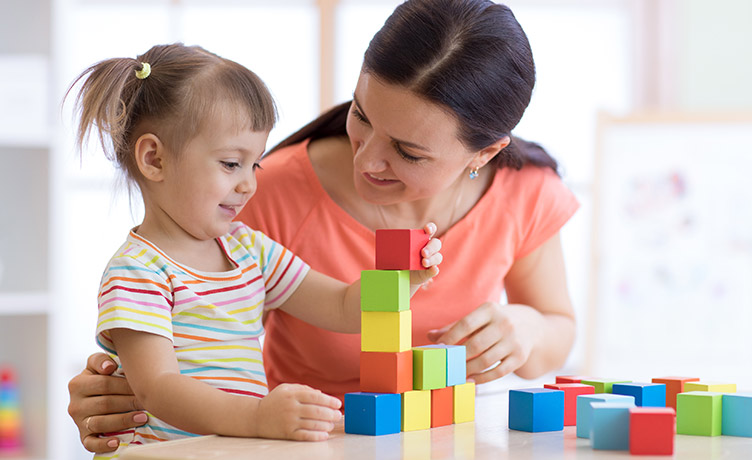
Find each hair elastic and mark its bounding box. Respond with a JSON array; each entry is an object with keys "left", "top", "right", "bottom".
[{"left": 135, "top": 62, "right": 151, "bottom": 80}]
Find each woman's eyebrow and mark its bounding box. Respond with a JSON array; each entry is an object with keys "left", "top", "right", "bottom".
[{"left": 353, "top": 94, "right": 430, "bottom": 152}]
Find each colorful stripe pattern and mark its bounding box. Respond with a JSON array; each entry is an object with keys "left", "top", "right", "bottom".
[{"left": 94, "top": 222, "right": 309, "bottom": 456}]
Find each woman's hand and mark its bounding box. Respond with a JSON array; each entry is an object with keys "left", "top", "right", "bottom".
[
  {"left": 68, "top": 353, "right": 147, "bottom": 453},
  {"left": 410, "top": 222, "right": 443, "bottom": 289},
  {"left": 255, "top": 384, "right": 342, "bottom": 441}
]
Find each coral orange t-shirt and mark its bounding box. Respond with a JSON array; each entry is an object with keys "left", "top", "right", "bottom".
[{"left": 238, "top": 139, "right": 579, "bottom": 401}]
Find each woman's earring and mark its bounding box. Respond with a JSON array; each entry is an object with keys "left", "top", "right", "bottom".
[{"left": 469, "top": 166, "right": 480, "bottom": 180}]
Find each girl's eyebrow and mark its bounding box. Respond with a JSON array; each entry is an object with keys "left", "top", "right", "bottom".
[{"left": 352, "top": 94, "right": 430, "bottom": 152}]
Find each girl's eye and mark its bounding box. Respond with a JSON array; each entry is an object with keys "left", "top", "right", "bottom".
[
  {"left": 395, "top": 144, "right": 422, "bottom": 163},
  {"left": 252, "top": 163, "right": 263, "bottom": 171},
  {"left": 221, "top": 161, "right": 240, "bottom": 170}
]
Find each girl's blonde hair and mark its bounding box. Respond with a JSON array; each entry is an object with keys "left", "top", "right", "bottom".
[{"left": 67, "top": 43, "right": 276, "bottom": 187}]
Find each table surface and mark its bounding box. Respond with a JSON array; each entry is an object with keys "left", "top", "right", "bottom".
[{"left": 120, "top": 388, "right": 752, "bottom": 460}]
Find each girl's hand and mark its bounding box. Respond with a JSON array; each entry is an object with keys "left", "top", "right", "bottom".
[
  {"left": 255, "top": 384, "right": 342, "bottom": 441},
  {"left": 68, "top": 353, "right": 147, "bottom": 453},
  {"left": 426, "top": 302, "right": 544, "bottom": 383},
  {"left": 410, "top": 222, "right": 442, "bottom": 288}
]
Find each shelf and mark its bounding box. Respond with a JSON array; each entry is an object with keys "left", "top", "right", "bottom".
[{"left": 0, "top": 292, "right": 49, "bottom": 315}]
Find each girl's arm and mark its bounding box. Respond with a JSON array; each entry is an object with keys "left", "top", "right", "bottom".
[
  {"left": 278, "top": 223, "right": 442, "bottom": 333},
  {"left": 109, "top": 328, "right": 342, "bottom": 441}
]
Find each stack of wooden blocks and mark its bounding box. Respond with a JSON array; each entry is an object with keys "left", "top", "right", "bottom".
[
  {"left": 0, "top": 366, "right": 23, "bottom": 454},
  {"left": 509, "top": 375, "right": 751, "bottom": 455},
  {"left": 344, "top": 229, "right": 475, "bottom": 435}
]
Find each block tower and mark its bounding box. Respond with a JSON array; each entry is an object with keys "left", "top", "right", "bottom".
[
  {"left": 0, "top": 366, "right": 23, "bottom": 454},
  {"left": 344, "top": 229, "right": 476, "bottom": 435}
]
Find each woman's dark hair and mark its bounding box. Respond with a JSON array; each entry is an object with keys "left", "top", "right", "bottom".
[{"left": 272, "top": 0, "right": 557, "bottom": 172}]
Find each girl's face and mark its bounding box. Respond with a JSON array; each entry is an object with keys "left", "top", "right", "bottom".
[
  {"left": 346, "top": 72, "right": 477, "bottom": 205},
  {"left": 158, "top": 103, "right": 269, "bottom": 242}
]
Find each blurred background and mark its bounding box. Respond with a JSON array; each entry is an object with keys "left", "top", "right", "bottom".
[{"left": 0, "top": 0, "right": 750, "bottom": 458}]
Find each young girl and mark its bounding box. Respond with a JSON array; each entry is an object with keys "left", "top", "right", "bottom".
[{"left": 67, "top": 43, "right": 441, "bottom": 457}]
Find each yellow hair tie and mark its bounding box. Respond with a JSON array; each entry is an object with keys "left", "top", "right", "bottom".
[{"left": 135, "top": 62, "right": 151, "bottom": 80}]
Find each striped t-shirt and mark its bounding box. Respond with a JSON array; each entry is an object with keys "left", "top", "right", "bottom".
[{"left": 94, "top": 222, "right": 309, "bottom": 456}]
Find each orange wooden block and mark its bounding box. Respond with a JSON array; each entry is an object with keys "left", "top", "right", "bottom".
[
  {"left": 431, "top": 387, "right": 454, "bottom": 428},
  {"left": 360, "top": 350, "right": 413, "bottom": 393},
  {"left": 555, "top": 375, "right": 588, "bottom": 384},
  {"left": 652, "top": 376, "right": 700, "bottom": 410},
  {"left": 544, "top": 383, "right": 595, "bottom": 426}
]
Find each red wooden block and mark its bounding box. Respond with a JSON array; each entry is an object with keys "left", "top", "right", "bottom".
[
  {"left": 629, "top": 407, "right": 676, "bottom": 455},
  {"left": 431, "top": 386, "right": 454, "bottom": 428},
  {"left": 360, "top": 350, "right": 413, "bottom": 393},
  {"left": 651, "top": 376, "right": 700, "bottom": 410},
  {"left": 375, "top": 229, "right": 429, "bottom": 270},
  {"left": 555, "top": 375, "right": 588, "bottom": 384},
  {"left": 544, "top": 383, "right": 595, "bottom": 425}
]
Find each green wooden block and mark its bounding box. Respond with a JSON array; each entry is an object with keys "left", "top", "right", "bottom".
[
  {"left": 413, "top": 347, "right": 447, "bottom": 390},
  {"left": 361, "top": 270, "right": 410, "bottom": 312},
  {"left": 677, "top": 391, "right": 723, "bottom": 436},
  {"left": 581, "top": 378, "right": 631, "bottom": 394}
]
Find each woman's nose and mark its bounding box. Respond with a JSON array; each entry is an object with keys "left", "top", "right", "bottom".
[{"left": 354, "top": 137, "right": 389, "bottom": 172}]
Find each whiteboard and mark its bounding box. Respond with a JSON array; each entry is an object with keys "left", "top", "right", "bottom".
[{"left": 589, "top": 114, "right": 752, "bottom": 387}]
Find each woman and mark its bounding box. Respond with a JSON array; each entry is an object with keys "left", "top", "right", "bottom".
[{"left": 69, "top": 0, "right": 578, "bottom": 453}]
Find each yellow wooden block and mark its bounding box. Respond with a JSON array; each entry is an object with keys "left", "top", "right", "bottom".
[
  {"left": 453, "top": 382, "right": 476, "bottom": 423},
  {"left": 402, "top": 390, "right": 431, "bottom": 431},
  {"left": 684, "top": 382, "right": 736, "bottom": 393},
  {"left": 361, "top": 310, "right": 411, "bottom": 352}
]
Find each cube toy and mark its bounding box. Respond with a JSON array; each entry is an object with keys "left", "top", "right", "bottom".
[
  {"left": 683, "top": 382, "right": 736, "bottom": 394},
  {"left": 360, "top": 270, "right": 410, "bottom": 312},
  {"left": 556, "top": 375, "right": 589, "bottom": 384},
  {"left": 412, "top": 347, "right": 447, "bottom": 390},
  {"left": 419, "top": 344, "right": 466, "bottom": 387},
  {"left": 612, "top": 382, "right": 666, "bottom": 407},
  {"left": 590, "top": 403, "right": 633, "bottom": 450},
  {"left": 403, "top": 390, "right": 431, "bottom": 431},
  {"left": 509, "top": 388, "right": 564, "bottom": 432},
  {"left": 375, "top": 229, "right": 430, "bottom": 270},
  {"left": 651, "top": 376, "right": 700, "bottom": 410},
  {"left": 722, "top": 393, "right": 752, "bottom": 437},
  {"left": 629, "top": 407, "right": 676, "bottom": 455},
  {"left": 360, "top": 350, "right": 413, "bottom": 393},
  {"left": 580, "top": 378, "right": 631, "bottom": 394},
  {"left": 361, "top": 310, "right": 411, "bottom": 352},
  {"left": 453, "top": 382, "right": 475, "bottom": 423},
  {"left": 431, "top": 387, "right": 454, "bottom": 427},
  {"left": 544, "top": 383, "right": 595, "bottom": 426},
  {"left": 676, "top": 391, "right": 723, "bottom": 436},
  {"left": 0, "top": 367, "right": 22, "bottom": 452},
  {"left": 344, "top": 392, "right": 401, "bottom": 436},
  {"left": 576, "top": 393, "right": 635, "bottom": 438}
]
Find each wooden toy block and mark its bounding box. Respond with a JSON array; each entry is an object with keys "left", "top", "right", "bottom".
[
  {"left": 629, "top": 407, "right": 676, "bottom": 455},
  {"left": 612, "top": 382, "right": 666, "bottom": 407},
  {"left": 375, "top": 229, "right": 430, "bottom": 270},
  {"left": 683, "top": 381, "right": 736, "bottom": 393},
  {"left": 576, "top": 393, "right": 634, "bottom": 438},
  {"left": 676, "top": 391, "right": 723, "bottom": 436},
  {"left": 453, "top": 382, "right": 475, "bottom": 424},
  {"left": 418, "top": 344, "right": 466, "bottom": 387},
  {"left": 361, "top": 310, "right": 411, "bottom": 352},
  {"left": 544, "top": 383, "right": 595, "bottom": 426},
  {"left": 360, "top": 270, "right": 410, "bottom": 312},
  {"left": 508, "top": 388, "right": 564, "bottom": 432},
  {"left": 722, "top": 393, "right": 752, "bottom": 437},
  {"left": 590, "top": 402, "right": 634, "bottom": 450},
  {"left": 360, "top": 350, "right": 413, "bottom": 393},
  {"left": 402, "top": 390, "right": 431, "bottom": 431},
  {"left": 651, "top": 376, "right": 700, "bottom": 410},
  {"left": 556, "top": 375, "right": 588, "bottom": 384},
  {"left": 344, "top": 392, "right": 401, "bottom": 436},
  {"left": 412, "top": 347, "right": 447, "bottom": 390},
  {"left": 430, "top": 387, "right": 454, "bottom": 427},
  {"left": 580, "top": 378, "right": 631, "bottom": 394}
]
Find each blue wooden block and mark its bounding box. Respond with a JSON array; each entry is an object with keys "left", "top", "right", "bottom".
[
  {"left": 344, "top": 392, "right": 401, "bottom": 435},
  {"left": 420, "top": 344, "right": 466, "bottom": 386},
  {"left": 722, "top": 393, "right": 752, "bottom": 437},
  {"left": 612, "top": 382, "right": 666, "bottom": 407},
  {"left": 508, "top": 388, "right": 564, "bottom": 432},
  {"left": 576, "top": 393, "right": 634, "bottom": 438},
  {"left": 590, "top": 402, "right": 633, "bottom": 450}
]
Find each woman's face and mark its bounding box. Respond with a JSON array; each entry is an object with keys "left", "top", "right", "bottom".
[{"left": 346, "top": 72, "right": 477, "bottom": 205}]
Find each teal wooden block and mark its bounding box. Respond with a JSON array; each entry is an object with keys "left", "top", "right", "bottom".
[
  {"left": 419, "top": 344, "right": 466, "bottom": 386},
  {"left": 412, "top": 347, "right": 447, "bottom": 390},
  {"left": 576, "top": 393, "right": 634, "bottom": 438},
  {"left": 722, "top": 393, "right": 752, "bottom": 437},
  {"left": 590, "top": 403, "right": 633, "bottom": 450},
  {"left": 361, "top": 270, "right": 410, "bottom": 312}
]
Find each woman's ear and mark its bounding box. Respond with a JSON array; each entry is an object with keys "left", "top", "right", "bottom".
[
  {"left": 472, "top": 135, "right": 511, "bottom": 170},
  {"left": 134, "top": 133, "right": 165, "bottom": 182}
]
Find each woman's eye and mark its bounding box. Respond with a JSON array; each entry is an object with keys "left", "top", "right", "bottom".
[
  {"left": 252, "top": 163, "right": 263, "bottom": 171},
  {"left": 352, "top": 107, "right": 368, "bottom": 124},
  {"left": 395, "top": 145, "right": 421, "bottom": 163},
  {"left": 221, "top": 161, "right": 240, "bottom": 170}
]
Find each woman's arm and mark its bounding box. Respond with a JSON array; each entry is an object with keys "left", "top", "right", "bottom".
[
  {"left": 427, "top": 232, "right": 575, "bottom": 383},
  {"left": 109, "top": 328, "right": 342, "bottom": 441}
]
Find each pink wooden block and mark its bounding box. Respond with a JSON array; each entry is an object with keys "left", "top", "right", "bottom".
[
  {"left": 544, "top": 383, "right": 595, "bottom": 425},
  {"left": 375, "top": 229, "right": 429, "bottom": 270}
]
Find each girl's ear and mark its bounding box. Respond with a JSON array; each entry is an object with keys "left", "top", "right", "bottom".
[
  {"left": 134, "top": 133, "right": 166, "bottom": 182},
  {"left": 471, "top": 135, "right": 511, "bottom": 170}
]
